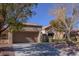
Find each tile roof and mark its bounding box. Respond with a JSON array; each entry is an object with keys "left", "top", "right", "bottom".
[{"left": 22, "top": 23, "right": 42, "bottom": 27}]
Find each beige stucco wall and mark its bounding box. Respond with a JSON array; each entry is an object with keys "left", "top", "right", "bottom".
[
  {"left": 53, "top": 32, "right": 65, "bottom": 40},
  {"left": 0, "top": 31, "right": 12, "bottom": 47}
]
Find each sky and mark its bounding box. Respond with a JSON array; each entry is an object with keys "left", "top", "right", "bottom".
[
  {"left": 28, "top": 3, "right": 79, "bottom": 29},
  {"left": 28, "top": 3, "right": 55, "bottom": 26}
]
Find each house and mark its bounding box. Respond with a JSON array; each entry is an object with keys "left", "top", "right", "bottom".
[
  {"left": 0, "top": 23, "right": 42, "bottom": 44},
  {"left": 12, "top": 23, "right": 42, "bottom": 43},
  {"left": 1, "top": 23, "right": 79, "bottom": 44}
]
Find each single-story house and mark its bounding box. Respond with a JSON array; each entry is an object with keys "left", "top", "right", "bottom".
[{"left": 0, "top": 23, "right": 42, "bottom": 45}]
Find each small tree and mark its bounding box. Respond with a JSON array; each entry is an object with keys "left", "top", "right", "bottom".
[{"left": 50, "top": 4, "right": 79, "bottom": 43}]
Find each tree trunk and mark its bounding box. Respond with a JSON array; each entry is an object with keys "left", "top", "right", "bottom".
[
  {"left": 65, "top": 29, "right": 74, "bottom": 46},
  {"left": 66, "top": 30, "right": 71, "bottom": 42}
]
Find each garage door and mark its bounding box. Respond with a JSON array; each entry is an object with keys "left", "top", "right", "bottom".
[{"left": 12, "top": 32, "right": 39, "bottom": 43}]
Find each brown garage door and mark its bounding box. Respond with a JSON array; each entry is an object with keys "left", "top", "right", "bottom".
[{"left": 12, "top": 31, "right": 39, "bottom": 43}]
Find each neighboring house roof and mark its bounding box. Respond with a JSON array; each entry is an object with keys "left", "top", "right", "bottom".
[
  {"left": 42, "top": 25, "right": 51, "bottom": 30},
  {"left": 42, "top": 25, "right": 79, "bottom": 34}
]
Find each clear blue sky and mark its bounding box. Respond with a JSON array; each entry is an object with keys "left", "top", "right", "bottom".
[
  {"left": 28, "top": 3, "right": 55, "bottom": 26},
  {"left": 28, "top": 3, "right": 79, "bottom": 28}
]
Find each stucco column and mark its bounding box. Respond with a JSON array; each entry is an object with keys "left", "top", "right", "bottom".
[
  {"left": 37, "top": 31, "right": 41, "bottom": 43},
  {"left": 49, "top": 36, "right": 52, "bottom": 43},
  {"left": 8, "top": 32, "right": 13, "bottom": 46}
]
